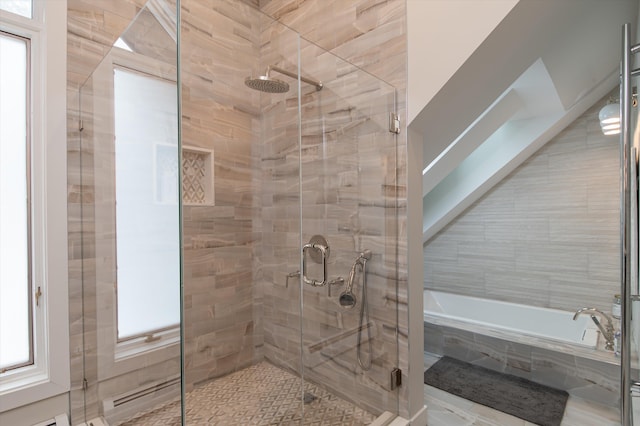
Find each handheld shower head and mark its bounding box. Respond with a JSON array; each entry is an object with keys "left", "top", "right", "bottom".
[
  {"left": 339, "top": 261, "right": 359, "bottom": 308},
  {"left": 339, "top": 291, "right": 357, "bottom": 308},
  {"left": 338, "top": 250, "right": 373, "bottom": 308}
]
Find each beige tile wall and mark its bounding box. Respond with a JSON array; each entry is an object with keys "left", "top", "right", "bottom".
[
  {"left": 179, "top": 0, "right": 262, "bottom": 396},
  {"left": 424, "top": 94, "right": 620, "bottom": 314}
]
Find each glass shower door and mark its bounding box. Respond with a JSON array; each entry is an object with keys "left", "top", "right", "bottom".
[
  {"left": 75, "top": 3, "right": 182, "bottom": 424},
  {"left": 622, "top": 22, "right": 639, "bottom": 426},
  {"left": 297, "top": 37, "right": 401, "bottom": 421}
]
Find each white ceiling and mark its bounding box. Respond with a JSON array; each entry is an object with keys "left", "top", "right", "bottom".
[{"left": 411, "top": 0, "right": 638, "bottom": 242}]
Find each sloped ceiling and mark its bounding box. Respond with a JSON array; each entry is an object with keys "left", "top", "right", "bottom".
[{"left": 412, "top": 0, "right": 638, "bottom": 242}]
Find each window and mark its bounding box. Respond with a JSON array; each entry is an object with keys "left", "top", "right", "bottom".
[
  {"left": 0, "top": 1, "right": 69, "bottom": 412},
  {"left": 94, "top": 47, "right": 180, "bottom": 380},
  {"left": 0, "top": 0, "right": 32, "bottom": 18},
  {"left": 0, "top": 31, "right": 31, "bottom": 374},
  {"left": 113, "top": 67, "right": 180, "bottom": 342}
]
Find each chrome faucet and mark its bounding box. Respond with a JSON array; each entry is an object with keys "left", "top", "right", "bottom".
[{"left": 573, "top": 307, "right": 615, "bottom": 351}]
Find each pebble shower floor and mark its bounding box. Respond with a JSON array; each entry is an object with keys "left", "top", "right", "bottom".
[{"left": 117, "top": 361, "right": 376, "bottom": 425}]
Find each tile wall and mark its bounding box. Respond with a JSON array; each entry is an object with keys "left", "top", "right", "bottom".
[
  {"left": 179, "top": 0, "right": 262, "bottom": 394},
  {"left": 424, "top": 94, "right": 620, "bottom": 314}
]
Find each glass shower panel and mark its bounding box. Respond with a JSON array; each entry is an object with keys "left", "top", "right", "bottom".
[
  {"left": 623, "top": 22, "right": 640, "bottom": 425},
  {"left": 179, "top": 2, "right": 306, "bottom": 424},
  {"left": 75, "top": 3, "right": 181, "bottom": 424},
  {"left": 298, "top": 38, "right": 400, "bottom": 418},
  {"left": 629, "top": 62, "right": 640, "bottom": 426}
]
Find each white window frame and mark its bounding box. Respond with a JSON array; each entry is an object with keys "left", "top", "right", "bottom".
[
  {"left": 94, "top": 47, "right": 180, "bottom": 381},
  {"left": 0, "top": 0, "right": 69, "bottom": 412}
]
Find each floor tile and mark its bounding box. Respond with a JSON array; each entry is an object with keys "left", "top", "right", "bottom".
[{"left": 118, "top": 362, "right": 375, "bottom": 425}]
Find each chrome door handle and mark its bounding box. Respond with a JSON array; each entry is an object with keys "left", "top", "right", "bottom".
[{"left": 302, "top": 243, "right": 328, "bottom": 286}]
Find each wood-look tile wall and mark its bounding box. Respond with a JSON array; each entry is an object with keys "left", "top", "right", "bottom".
[
  {"left": 424, "top": 95, "right": 620, "bottom": 314},
  {"left": 179, "top": 0, "right": 262, "bottom": 395}
]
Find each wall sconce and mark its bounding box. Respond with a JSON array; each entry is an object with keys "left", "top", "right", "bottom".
[
  {"left": 599, "top": 99, "right": 620, "bottom": 136},
  {"left": 599, "top": 89, "right": 638, "bottom": 136}
]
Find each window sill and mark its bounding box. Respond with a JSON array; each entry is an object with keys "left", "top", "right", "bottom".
[
  {"left": 115, "top": 328, "right": 180, "bottom": 361},
  {"left": 0, "top": 367, "right": 69, "bottom": 412}
]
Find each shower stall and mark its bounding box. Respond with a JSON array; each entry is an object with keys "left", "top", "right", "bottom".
[{"left": 71, "top": 0, "right": 401, "bottom": 424}]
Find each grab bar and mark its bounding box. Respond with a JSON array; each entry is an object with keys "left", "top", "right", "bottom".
[{"left": 302, "top": 243, "right": 328, "bottom": 286}]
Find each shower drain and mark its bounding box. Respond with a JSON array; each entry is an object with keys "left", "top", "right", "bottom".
[{"left": 303, "top": 392, "right": 317, "bottom": 404}]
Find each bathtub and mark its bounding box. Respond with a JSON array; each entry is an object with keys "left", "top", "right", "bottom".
[
  {"left": 423, "top": 290, "right": 599, "bottom": 349},
  {"left": 423, "top": 289, "right": 620, "bottom": 407}
]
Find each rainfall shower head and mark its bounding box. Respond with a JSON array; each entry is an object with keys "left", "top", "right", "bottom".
[
  {"left": 245, "top": 65, "right": 323, "bottom": 93},
  {"left": 244, "top": 75, "right": 290, "bottom": 93}
]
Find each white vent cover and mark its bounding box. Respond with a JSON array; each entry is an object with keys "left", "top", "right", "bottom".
[{"left": 31, "top": 414, "right": 69, "bottom": 426}]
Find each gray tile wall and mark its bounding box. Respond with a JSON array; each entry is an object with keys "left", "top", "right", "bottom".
[{"left": 424, "top": 94, "right": 620, "bottom": 314}]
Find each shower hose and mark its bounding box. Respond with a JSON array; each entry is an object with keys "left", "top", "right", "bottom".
[{"left": 357, "top": 257, "right": 372, "bottom": 371}]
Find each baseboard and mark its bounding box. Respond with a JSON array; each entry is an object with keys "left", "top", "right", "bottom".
[{"left": 103, "top": 375, "right": 179, "bottom": 424}]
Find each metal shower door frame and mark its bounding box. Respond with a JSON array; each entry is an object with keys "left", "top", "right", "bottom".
[{"left": 620, "top": 21, "right": 639, "bottom": 426}]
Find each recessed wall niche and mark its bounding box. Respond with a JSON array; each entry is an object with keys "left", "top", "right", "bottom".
[{"left": 182, "top": 145, "right": 214, "bottom": 206}]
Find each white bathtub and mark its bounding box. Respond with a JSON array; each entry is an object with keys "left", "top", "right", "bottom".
[{"left": 423, "top": 290, "right": 599, "bottom": 349}]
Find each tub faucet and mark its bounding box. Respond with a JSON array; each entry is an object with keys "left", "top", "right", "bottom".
[{"left": 573, "top": 307, "right": 615, "bottom": 351}]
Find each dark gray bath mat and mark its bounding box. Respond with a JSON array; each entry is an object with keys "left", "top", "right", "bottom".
[{"left": 424, "top": 356, "right": 568, "bottom": 426}]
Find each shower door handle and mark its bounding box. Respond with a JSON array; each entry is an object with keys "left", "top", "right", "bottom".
[{"left": 302, "top": 243, "right": 328, "bottom": 287}]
